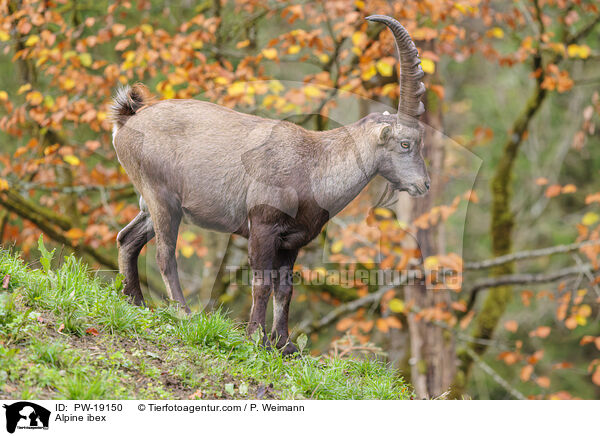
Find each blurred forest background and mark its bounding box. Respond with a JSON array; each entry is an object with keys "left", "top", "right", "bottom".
[{"left": 1, "top": 0, "right": 600, "bottom": 399}]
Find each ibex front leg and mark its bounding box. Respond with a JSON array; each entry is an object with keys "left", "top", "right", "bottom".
[
  {"left": 247, "top": 222, "right": 277, "bottom": 343},
  {"left": 271, "top": 249, "right": 299, "bottom": 356}
]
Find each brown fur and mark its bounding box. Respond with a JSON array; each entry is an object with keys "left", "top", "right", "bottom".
[
  {"left": 112, "top": 96, "right": 428, "bottom": 356},
  {"left": 111, "top": 89, "right": 430, "bottom": 355},
  {"left": 110, "top": 12, "right": 432, "bottom": 356}
]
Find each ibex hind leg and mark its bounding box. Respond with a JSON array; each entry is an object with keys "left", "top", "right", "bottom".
[
  {"left": 146, "top": 197, "right": 190, "bottom": 313},
  {"left": 117, "top": 210, "right": 155, "bottom": 306}
]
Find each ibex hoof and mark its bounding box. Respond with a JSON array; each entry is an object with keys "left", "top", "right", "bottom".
[
  {"left": 280, "top": 342, "right": 299, "bottom": 357},
  {"left": 123, "top": 287, "right": 145, "bottom": 307}
]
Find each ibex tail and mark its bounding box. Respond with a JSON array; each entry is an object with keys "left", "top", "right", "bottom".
[{"left": 109, "top": 83, "right": 155, "bottom": 128}]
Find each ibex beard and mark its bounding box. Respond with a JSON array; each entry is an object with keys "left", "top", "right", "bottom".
[{"left": 110, "top": 15, "right": 430, "bottom": 355}]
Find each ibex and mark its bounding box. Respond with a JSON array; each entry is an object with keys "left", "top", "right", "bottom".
[{"left": 110, "top": 15, "right": 429, "bottom": 355}]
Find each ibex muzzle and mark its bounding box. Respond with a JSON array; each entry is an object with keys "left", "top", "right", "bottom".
[{"left": 111, "top": 16, "right": 429, "bottom": 355}]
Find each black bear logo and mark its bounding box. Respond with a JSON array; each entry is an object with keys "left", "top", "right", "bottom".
[{"left": 3, "top": 402, "right": 50, "bottom": 433}]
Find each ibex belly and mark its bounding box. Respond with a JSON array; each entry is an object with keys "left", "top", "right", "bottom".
[{"left": 179, "top": 176, "right": 249, "bottom": 234}]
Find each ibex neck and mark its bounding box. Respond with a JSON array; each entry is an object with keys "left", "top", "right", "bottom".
[{"left": 308, "top": 121, "right": 378, "bottom": 216}]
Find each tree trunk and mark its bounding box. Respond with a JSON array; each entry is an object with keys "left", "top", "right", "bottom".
[{"left": 399, "top": 92, "right": 456, "bottom": 398}]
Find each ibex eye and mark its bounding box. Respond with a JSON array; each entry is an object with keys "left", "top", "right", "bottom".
[{"left": 400, "top": 141, "right": 411, "bottom": 149}]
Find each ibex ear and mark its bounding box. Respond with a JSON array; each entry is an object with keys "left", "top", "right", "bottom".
[{"left": 377, "top": 124, "right": 391, "bottom": 145}]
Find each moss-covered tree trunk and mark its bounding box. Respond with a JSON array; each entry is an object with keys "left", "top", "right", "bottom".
[
  {"left": 452, "top": 83, "right": 548, "bottom": 397},
  {"left": 474, "top": 84, "right": 547, "bottom": 344}
]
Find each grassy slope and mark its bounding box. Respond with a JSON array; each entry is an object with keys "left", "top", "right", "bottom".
[{"left": 0, "top": 246, "right": 412, "bottom": 400}]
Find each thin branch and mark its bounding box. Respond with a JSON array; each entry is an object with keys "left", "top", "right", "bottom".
[
  {"left": 294, "top": 266, "right": 435, "bottom": 337},
  {"left": 464, "top": 239, "right": 600, "bottom": 270},
  {"left": 15, "top": 182, "right": 134, "bottom": 195},
  {"left": 563, "top": 12, "right": 600, "bottom": 47},
  {"left": 462, "top": 262, "right": 598, "bottom": 320},
  {"left": 1, "top": 186, "right": 71, "bottom": 230},
  {"left": 294, "top": 285, "right": 394, "bottom": 336},
  {"left": 574, "top": 77, "right": 600, "bottom": 86},
  {"left": 571, "top": 253, "right": 600, "bottom": 298},
  {"left": 466, "top": 263, "right": 597, "bottom": 308},
  {"left": 464, "top": 347, "right": 527, "bottom": 400},
  {"left": 295, "top": 249, "right": 599, "bottom": 337}
]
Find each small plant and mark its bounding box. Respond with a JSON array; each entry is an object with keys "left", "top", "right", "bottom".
[
  {"left": 32, "top": 340, "right": 68, "bottom": 367},
  {"left": 37, "top": 235, "right": 55, "bottom": 274},
  {"left": 22, "top": 280, "right": 46, "bottom": 306},
  {"left": 96, "top": 302, "right": 140, "bottom": 334},
  {"left": 176, "top": 309, "right": 244, "bottom": 351},
  {"left": 59, "top": 372, "right": 107, "bottom": 400},
  {"left": 55, "top": 307, "right": 87, "bottom": 336}
]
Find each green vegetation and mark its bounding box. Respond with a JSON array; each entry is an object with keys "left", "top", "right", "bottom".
[
  {"left": 2, "top": 0, "right": 598, "bottom": 400},
  {"left": 0, "top": 240, "right": 412, "bottom": 400}
]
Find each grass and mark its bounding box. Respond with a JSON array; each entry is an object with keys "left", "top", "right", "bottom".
[{"left": 0, "top": 239, "right": 413, "bottom": 400}]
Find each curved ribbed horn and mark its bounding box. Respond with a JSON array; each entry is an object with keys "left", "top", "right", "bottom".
[{"left": 366, "top": 15, "right": 425, "bottom": 119}]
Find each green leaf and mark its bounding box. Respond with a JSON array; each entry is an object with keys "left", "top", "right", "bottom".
[
  {"left": 251, "top": 328, "right": 263, "bottom": 346},
  {"left": 224, "top": 383, "right": 235, "bottom": 396},
  {"left": 114, "top": 273, "right": 125, "bottom": 293},
  {"left": 297, "top": 333, "right": 308, "bottom": 353},
  {"left": 37, "top": 235, "right": 55, "bottom": 274},
  {"left": 79, "top": 53, "right": 92, "bottom": 67}
]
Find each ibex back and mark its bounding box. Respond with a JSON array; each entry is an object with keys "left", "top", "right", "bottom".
[{"left": 111, "top": 15, "right": 430, "bottom": 355}]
